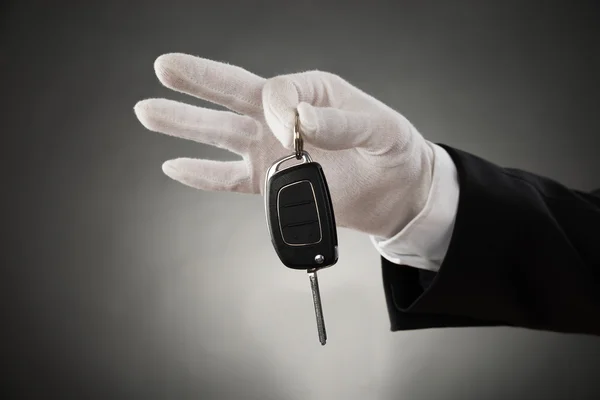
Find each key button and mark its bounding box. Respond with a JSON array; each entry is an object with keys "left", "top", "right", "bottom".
[
  {"left": 281, "top": 221, "right": 321, "bottom": 245},
  {"left": 278, "top": 181, "right": 322, "bottom": 245},
  {"left": 279, "top": 181, "right": 315, "bottom": 204}
]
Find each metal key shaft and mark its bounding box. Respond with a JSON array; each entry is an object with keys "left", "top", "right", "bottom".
[{"left": 308, "top": 268, "right": 327, "bottom": 345}]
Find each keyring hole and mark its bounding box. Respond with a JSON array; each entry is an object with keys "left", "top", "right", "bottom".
[{"left": 277, "top": 157, "right": 304, "bottom": 171}]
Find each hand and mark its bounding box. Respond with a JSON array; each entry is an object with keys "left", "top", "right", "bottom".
[{"left": 134, "top": 53, "right": 435, "bottom": 239}]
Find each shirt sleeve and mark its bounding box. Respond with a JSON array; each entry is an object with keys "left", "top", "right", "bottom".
[
  {"left": 380, "top": 145, "right": 600, "bottom": 336},
  {"left": 370, "top": 143, "right": 460, "bottom": 272}
]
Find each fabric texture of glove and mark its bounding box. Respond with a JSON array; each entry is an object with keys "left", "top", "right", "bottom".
[
  {"left": 372, "top": 144, "right": 459, "bottom": 272},
  {"left": 135, "top": 53, "right": 436, "bottom": 239}
]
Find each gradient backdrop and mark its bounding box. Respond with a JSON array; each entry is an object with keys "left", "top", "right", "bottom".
[{"left": 2, "top": 1, "right": 600, "bottom": 399}]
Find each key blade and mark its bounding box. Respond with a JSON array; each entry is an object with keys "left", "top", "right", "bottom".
[{"left": 308, "top": 269, "right": 327, "bottom": 345}]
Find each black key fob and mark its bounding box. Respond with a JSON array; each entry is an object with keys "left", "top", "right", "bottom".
[{"left": 265, "top": 152, "right": 338, "bottom": 270}]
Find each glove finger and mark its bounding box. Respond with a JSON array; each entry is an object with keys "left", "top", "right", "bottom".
[
  {"left": 295, "top": 102, "right": 381, "bottom": 151},
  {"left": 262, "top": 71, "right": 373, "bottom": 149},
  {"left": 135, "top": 98, "right": 258, "bottom": 155},
  {"left": 266, "top": 70, "right": 358, "bottom": 108},
  {"left": 154, "top": 53, "right": 265, "bottom": 117},
  {"left": 162, "top": 158, "right": 253, "bottom": 193}
]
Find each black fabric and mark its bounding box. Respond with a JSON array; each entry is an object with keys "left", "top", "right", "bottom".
[{"left": 382, "top": 145, "right": 600, "bottom": 336}]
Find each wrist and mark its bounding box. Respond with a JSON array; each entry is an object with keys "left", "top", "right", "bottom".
[
  {"left": 381, "top": 140, "right": 436, "bottom": 239},
  {"left": 371, "top": 143, "right": 460, "bottom": 269}
]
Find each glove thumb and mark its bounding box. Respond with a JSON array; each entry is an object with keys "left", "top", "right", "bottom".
[{"left": 262, "top": 74, "right": 379, "bottom": 151}]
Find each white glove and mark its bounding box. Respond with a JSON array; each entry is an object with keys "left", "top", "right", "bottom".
[{"left": 134, "top": 53, "right": 435, "bottom": 239}]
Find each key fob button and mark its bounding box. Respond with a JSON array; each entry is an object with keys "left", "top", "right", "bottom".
[
  {"left": 278, "top": 180, "right": 314, "bottom": 203},
  {"left": 278, "top": 181, "right": 322, "bottom": 245},
  {"left": 281, "top": 221, "right": 321, "bottom": 245},
  {"left": 278, "top": 201, "right": 318, "bottom": 227}
]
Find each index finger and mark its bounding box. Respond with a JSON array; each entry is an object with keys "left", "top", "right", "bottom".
[{"left": 154, "top": 53, "right": 266, "bottom": 117}]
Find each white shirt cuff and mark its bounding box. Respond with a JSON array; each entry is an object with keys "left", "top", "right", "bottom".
[{"left": 370, "top": 143, "right": 460, "bottom": 272}]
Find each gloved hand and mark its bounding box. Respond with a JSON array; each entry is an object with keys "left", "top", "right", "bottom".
[{"left": 135, "top": 53, "right": 435, "bottom": 239}]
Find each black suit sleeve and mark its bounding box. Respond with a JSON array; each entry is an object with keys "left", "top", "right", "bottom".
[{"left": 382, "top": 144, "right": 600, "bottom": 336}]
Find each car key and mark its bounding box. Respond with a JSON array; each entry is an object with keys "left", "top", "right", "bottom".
[{"left": 264, "top": 112, "right": 339, "bottom": 345}]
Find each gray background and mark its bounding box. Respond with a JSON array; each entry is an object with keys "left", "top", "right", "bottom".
[{"left": 2, "top": 1, "right": 600, "bottom": 399}]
